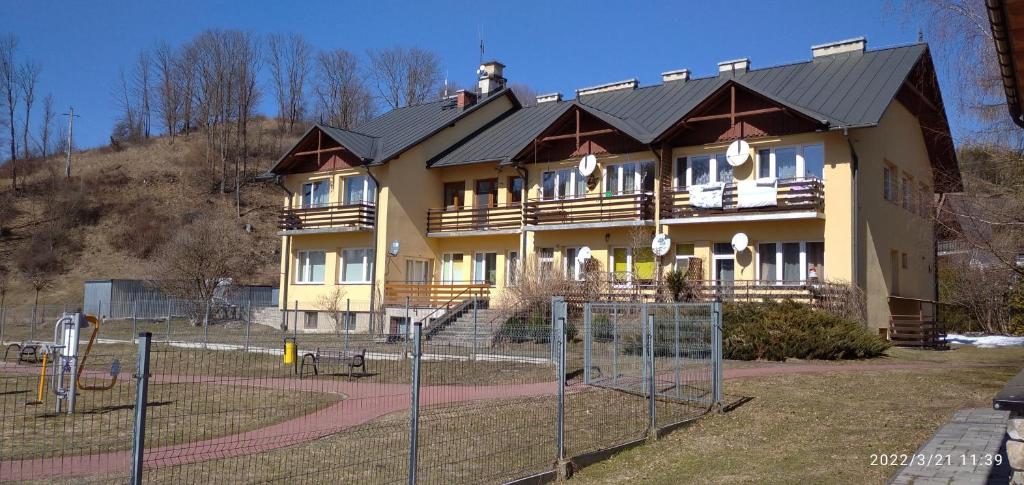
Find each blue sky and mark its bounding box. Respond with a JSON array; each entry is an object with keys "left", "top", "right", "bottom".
[{"left": 0, "top": 0, "right": 942, "bottom": 150}]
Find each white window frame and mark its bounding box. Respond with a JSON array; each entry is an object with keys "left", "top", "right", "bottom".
[
  {"left": 506, "top": 250, "right": 520, "bottom": 285},
  {"left": 674, "top": 244, "right": 695, "bottom": 271},
  {"left": 405, "top": 258, "right": 430, "bottom": 284},
  {"left": 609, "top": 247, "right": 633, "bottom": 285},
  {"left": 541, "top": 169, "right": 585, "bottom": 199},
  {"left": 711, "top": 244, "right": 734, "bottom": 284},
  {"left": 754, "top": 241, "right": 824, "bottom": 284},
  {"left": 343, "top": 175, "right": 375, "bottom": 205},
  {"left": 563, "top": 247, "right": 584, "bottom": 281},
  {"left": 538, "top": 248, "right": 555, "bottom": 275},
  {"left": 473, "top": 252, "right": 498, "bottom": 286},
  {"left": 883, "top": 165, "right": 896, "bottom": 201},
  {"left": 295, "top": 250, "right": 326, "bottom": 284},
  {"left": 675, "top": 154, "right": 730, "bottom": 188},
  {"left": 605, "top": 160, "right": 656, "bottom": 194},
  {"left": 339, "top": 248, "right": 373, "bottom": 284},
  {"left": 756, "top": 144, "right": 825, "bottom": 181},
  {"left": 300, "top": 180, "right": 330, "bottom": 208},
  {"left": 441, "top": 253, "right": 464, "bottom": 283}
]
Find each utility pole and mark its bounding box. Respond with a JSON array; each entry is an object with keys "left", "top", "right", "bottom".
[{"left": 62, "top": 106, "right": 79, "bottom": 178}]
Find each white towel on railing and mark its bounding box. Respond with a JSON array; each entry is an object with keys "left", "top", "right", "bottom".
[
  {"left": 688, "top": 182, "right": 724, "bottom": 209},
  {"left": 736, "top": 177, "right": 778, "bottom": 208}
]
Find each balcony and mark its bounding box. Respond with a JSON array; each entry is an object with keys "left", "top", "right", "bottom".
[
  {"left": 383, "top": 281, "right": 490, "bottom": 307},
  {"left": 427, "top": 204, "right": 522, "bottom": 236},
  {"left": 524, "top": 192, "right": 654, "bottom": 229},
  {"left": 278, "top": 202, "right": 375, "bottom": 234},
  {"left": 662, "top": 178, "right": 824, "bottom": 223}
]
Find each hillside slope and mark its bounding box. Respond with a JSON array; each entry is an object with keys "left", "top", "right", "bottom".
[{"left": 0, "top": 120, "right": 301, "bottom": 306}]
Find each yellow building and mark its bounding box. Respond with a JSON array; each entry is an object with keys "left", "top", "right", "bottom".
[{"left": 268, "top": 38, "right": 960, "bottom": 337}]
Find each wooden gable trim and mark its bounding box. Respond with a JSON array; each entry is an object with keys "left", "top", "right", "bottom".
[{"left": 274, "top": 126, "right": 363, "bottom": 174}]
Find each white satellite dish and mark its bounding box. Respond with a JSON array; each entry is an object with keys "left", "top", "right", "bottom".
[
  {"left": 726, "top": 139, "right": 751, "bottom": 167},
  {"left": 731, "top": 232, "right": 749, "bottom": 252},
  {"left": 651, "top": 234, "right": 671, "bottom": 257},
  {"left": 577, "top": 246, "right": 592, "bottom": 263},
  {"left": 578, "top": 154, "right": 597, "bottom": 176}
]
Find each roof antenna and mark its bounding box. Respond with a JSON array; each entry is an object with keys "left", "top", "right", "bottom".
[
  {"left": 478, "top": 25, "right": 485, "bottom": 95},
  {"left": 443, "top": 71, "right": 449, "bottom": 98}
]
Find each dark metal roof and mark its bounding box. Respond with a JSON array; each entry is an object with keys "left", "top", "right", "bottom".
[
  {"left": 352, "top": 87, "right": 518, "bottom": 164},
  {"left": 318, "top": 125, "right": 379, "bottom": 160},
  {"left": 431, "top": 43, "right": 932, "bottom": 167}
]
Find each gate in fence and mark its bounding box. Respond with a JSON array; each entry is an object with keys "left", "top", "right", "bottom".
[{"left": 0, "top": 297, "right": 721, "bottom": 484}]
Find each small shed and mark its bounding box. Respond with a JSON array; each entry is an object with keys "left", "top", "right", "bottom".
[{"left": 83, "top": 280, "right": 277, "bottom": 319}]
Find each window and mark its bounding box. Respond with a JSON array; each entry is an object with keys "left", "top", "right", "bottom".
[
  {"left": 607, "top": 161, "right": 656, "bottom": 194},
  {"left": 301, "top": 180, "right": 330, "bottom": 208},
  {"left": 475, "top": 178, "right": 498, "bottom": 208},
  {"left": 444, "top": 182, "right": 465, "bottom": 208},
  {"left": 508, "top": 176, "right": 523, "bottom": 205},
  {"left": 902, "top": 252, "right": 909, "bottom": 270},
  {"left": 756, "top": 241, "right": 824, "bottom": 283},
  {"left": 678, "top": 154, "right": 731, "bottom": 187},
  {"left": 473, "top": 252, "right": 497, "bottom": 285},
  {"left": 675, "top": 243, "right": 695, "bottom": 271},
  {"left": 340, "top": 312, "right": 357, "bottom": 332},
  {"left": 343, "top": 175, "right": 375, "bottom": 205},
  {"left": 901, "top": 174, "right": 912, "bottom": 211},
  {"left": 405, "top": 259, "right": 430, "bottom": 284},
  {"left": 507, "top": 250, "right": 520, "bottom": 285},
  {"left": 441, "top": 253, "right": 464, "bottom": 283},
  {"left": 712, "top": 243, "right": 734, "bottom": 283},
  {"left": 564, "top": 247, "right": 583, "bottom": 280},
  {"left": 883, "top": 165, "right": 896, "bottom": 201},
  {"left": 340, "top": 248, "right": 373, "bottom": 283},
  {"left": 304, "top": 311, "right": 318, "bottom": 330},
  {"left": 756, "top": 145, "right": 824, "bottom": 180},
  {"left": 538, "top": 248, "right": 554, "bottom": 274},
  {"left": 758, "top": 243, "right": 777, "bottom": 283},
  {"left": 295, "top": 250, "right": 326, "bottom": 284},
  {"left": 610, "top": 247, "right": 656, "bottom": 282},
  {"left": 542, "top": 168, "right": 586, "bottom": 199}
]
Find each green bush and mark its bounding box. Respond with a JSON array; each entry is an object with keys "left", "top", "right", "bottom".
[
  {"left": 723, "top": 300, "right": 890, "bottom": 361},
  {"left": 498, "top": 315, "right": 577, "bottom": 343}
]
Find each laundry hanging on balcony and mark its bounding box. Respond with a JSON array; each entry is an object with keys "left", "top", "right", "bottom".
[
  {"left": 736, "top": 177, "right": 779, "bottom": 208},
  {"left": 688, "top": 182, "right": 724, "bottom": 209}
]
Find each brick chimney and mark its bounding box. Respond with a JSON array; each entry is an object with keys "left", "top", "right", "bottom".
[{"left": 456, "top": 89, "right": 477, "bottom": 109}]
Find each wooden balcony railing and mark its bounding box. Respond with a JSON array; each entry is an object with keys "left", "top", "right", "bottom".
[
  {"left": 383, "top": 281, "right": 490, "bottom": 307},
  {"left": 427, "top": 204, "right": 522, "bottom": 233},
  {"left": 278, "top": 202, "right": 375, "bottom": 231},
  {"left": 524, "top": 192, "right": 654, "bottom": 226},
  {"left": 662, "top": 178, "right": 824, "bottom": 219}
]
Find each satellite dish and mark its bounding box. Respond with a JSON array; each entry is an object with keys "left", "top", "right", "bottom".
[
  {"left": 731, "top": 232, "right": 749, "bottom": 252},
  {"left": 651, "top": 234, "right": 671, "bottom": 257},
  {"left": 578, "top": 154, "right": 597, "bottom": 176},
  {"left": 577, "top": 246, "right": 592, "bottom": 263},
  {"left": 726, "top": 139, "right": 751, "bottom": 167}
]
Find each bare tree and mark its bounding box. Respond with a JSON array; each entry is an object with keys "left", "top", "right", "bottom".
[
  {"left": 233, "top": 31, "right": 261, "bottom": 215},
  {"left": 177, "top": 43, "right": 198, "bottom": 136},
  {"left": 315, "top": 49, "right": 375, "bottom": 128},
  {"left": 510, "top": 83, "right": 538, "bottom": 107},
  {"left": 15, "top": 229, "right": 62, "bottom": 312},
  {"left": 0, "top": 34, "right": 18, "bottom": 189},
  {"left": 134, "top": 50, "right": 152, "bottom": 138},
  {"left": 266, "top": 33, "right": 311, "bottom": 133},
  {"left": 17, "top": 60, "right": 39, "bottom": 160},
  {"left": 38, "top": 93, "right": 54, "bottom": 158},
  {"left": 368, "top": 46, "right": 441, "bottom": 109},
  {"left": 316, "top": 286, "right": 349, "bottom": 334},
  {"left": 113, "top": 67, "right": 142, "bottom": 141},
  {"left": 153, "top": 40, "right": 182, "bottom": 141}
]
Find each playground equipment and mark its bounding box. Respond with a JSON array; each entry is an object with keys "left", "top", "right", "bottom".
[{"left": 24, "top": 312, "right": 120, "bottom": 414}]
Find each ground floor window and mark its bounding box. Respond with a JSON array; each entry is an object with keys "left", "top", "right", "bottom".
[
  {"left": 441, "top": 253, "right": 465, "bottom": 283},
  {"left": 406, "top": 259, "right": 431, "bottom": 284},
  {"left": 340, "top": 248, "right": 373, "bottom": 283},
  {"left": 756, "top": 241, "right": 824, "bottom": 283},
  {"left": 564, "top": 247, "right": 584, "bottom": 280},
  {"left": 296, "top": 250, "right": 326, "bottom": 284},
  {"left": 712, "top": 243, "right": 734, "bottom": 283},
  {"left": 675, "top": 243, "right": 695, "bottom": 271},
  {"left": 507, "top": 250, "right": 519, "bottom": 285},
  {"left": 610, "top": 247, "right": 656, "bottom": 283},
  {"left": 304, "top": 311, "right": 318, "bottom": 330},
  {"left": 474, "top": 252, "right": 497, "bottom": 285},
  {"left": 538, "top": 248, "right": 554, "bottom": 274}
]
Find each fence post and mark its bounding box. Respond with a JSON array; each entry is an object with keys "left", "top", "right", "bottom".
[
  {"left": 404, "top": 297, "right": 411, "bottom": 360},
  {"left": 165, "top": 300, "right": 172, "bottom": 343},
  {"left": 244, "top": 298, "right": 252, "bottom": 352},
  {"left": 583, "top": 303, "right": 591, "bottom": 385},
  {"left": 130, "top": 331, "right": 152, "bottom": 485},
  {"left": 711, "top": 302, "right": 723, "bottom": 410},
  {"left": 471, "top": 297, "right": 478, "bottom": 361},
  {"left": 132, "top": 301, "right": 138, "bottom": 338},
  {"left": 0, "top": 307, "right": 5, "bottom": 344},
  {"left": 646, "top": 306, "right": 657, "bottom": 441},
  {"left": 343, "top": 299, "right": 350, "bottom": 357},
  {"left": 674, "top": 306, "right": 681, "bottom": 399},
  {"left": 407, "top": 321, "right": 423, "bottom": 485},
  {"left": 293, "top": 299, "right": 299, "bottom": 343},
  {"left": 552, "top": 296, "right": 569, "bottom": 479},
  {"left": 203, "top": 299, "right": 211, "bottom": 350},
  {"left": 612, "top": 302, "right": 619, "bottom": 387},
  {"left": 30, "top": 303, "right": 37, "bottom": 341}
]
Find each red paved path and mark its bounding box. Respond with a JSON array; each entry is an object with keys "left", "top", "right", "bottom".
[{"left": 0, "top": 360, "right": 970, "bottom": 481}]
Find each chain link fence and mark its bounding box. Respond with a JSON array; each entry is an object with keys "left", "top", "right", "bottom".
[{"left": 1, "top": 297, "right": 721, "bottom": 483}]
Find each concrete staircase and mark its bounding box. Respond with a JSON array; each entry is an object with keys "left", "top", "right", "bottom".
[{"left": 426, "top": 307, "right": 507, "bottom": 348}]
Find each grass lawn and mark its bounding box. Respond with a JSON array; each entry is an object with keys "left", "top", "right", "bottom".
[{"left": 572, "top": 345, "right": 1024, "bottom": 484}]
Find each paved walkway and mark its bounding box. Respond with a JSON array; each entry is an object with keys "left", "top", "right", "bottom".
[
  {"left": 0, "top": 359, "right": 988, "bottom": 481},
  {"left": 890, "top": 408, "right": 1012, "bottom": 485}
]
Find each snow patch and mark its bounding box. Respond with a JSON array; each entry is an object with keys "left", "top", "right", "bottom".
[{"left": 946, "top": 334, "right": 1024, "bottom": 348}]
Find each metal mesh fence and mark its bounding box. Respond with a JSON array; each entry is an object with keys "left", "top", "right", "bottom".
[{"left": 1, "top": 298, "right": 721, "bottom": 483}]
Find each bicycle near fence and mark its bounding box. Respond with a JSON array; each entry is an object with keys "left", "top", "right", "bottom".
[{"left": 0, "top": 297, "right": 722, "bottom": 484}]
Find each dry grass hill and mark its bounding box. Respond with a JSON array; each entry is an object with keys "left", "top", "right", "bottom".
[{"left": 0, "top": 119, "right": 302, "bottom": 306}]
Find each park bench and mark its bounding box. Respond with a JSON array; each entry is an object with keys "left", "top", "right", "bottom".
[
  {"left": 300, "top": 348, "right": 366, "bottom": 379},
  {"left": 3, "top": 341, "right": 52, "bottom": 364}
]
